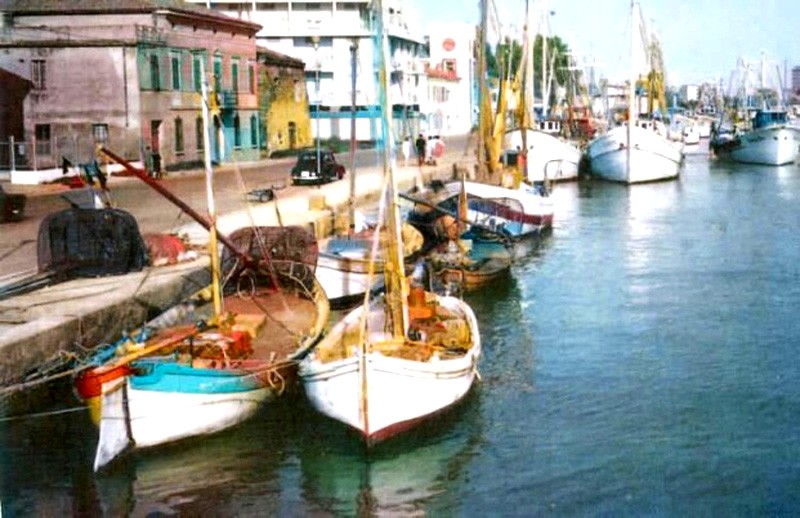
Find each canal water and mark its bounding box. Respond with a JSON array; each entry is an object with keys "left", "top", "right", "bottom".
[{"left": 3, "top": 146, "right": 800, "bottom": 516}]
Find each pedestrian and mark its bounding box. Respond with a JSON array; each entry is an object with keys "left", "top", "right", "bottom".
[
  {"left": 401, "top": 136, "right": 411, "bottom": 167},
  {"left": 415, "top": 133, "right": 426, "bottom": 166}
]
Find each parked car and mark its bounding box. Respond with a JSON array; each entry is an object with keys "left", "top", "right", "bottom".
[
  {"left": 290, "top": 149, "right": 346, "bottom": 185},
  {"left": 0, "top": 185, "right": 26, "bottom": 223}
]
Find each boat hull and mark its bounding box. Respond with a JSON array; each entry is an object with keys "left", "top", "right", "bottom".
[
  {"left": 406, "top": 181, "right": 553, "bottom": 244},
  {"left": 729, "top": 126, "right": 800, "bottom": 165},
  {"left": 505, "top": 129, "right": 581, "bottom": 182},
  {"left": 299, "top": 296, "right": 481, "bottom": 443},
  {"left": 94, "top": 362, "right": 284, "bottom": 470},
  {"left": 587, "top": 126, "right": 682, "bottom": 183},
  {"left": 316, "top": 252, "right": 384, "bottom": 307}
]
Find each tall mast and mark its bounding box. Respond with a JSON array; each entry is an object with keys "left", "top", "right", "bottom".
[
  {"left": 476, "top": 0, "right": 489, "bottom": 179},
  {"left": 201, "top": 60, "right": 223, "bottom": 317},
  {"left": 541, "top": 1, "right": 548, "bottom": 119},
  {"left": 375, "top": 0, "right": 407, "bottom": 339},
  {"left": 348, "top": 39, "right": 359, "bottom": 232},
  {"left": 627, "top": 0, "right": 637, "bottom": 183}
]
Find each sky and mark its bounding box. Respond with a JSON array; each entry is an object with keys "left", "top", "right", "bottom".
[{"left": 412, "top": 0, "right": 800, "bottom": 88}]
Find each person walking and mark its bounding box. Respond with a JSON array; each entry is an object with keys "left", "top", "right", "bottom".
[
  {"left": 401, "top": 136, "right": 412, "bottom": 167},
  {"left": 415, "top": 134, "right": 426, "bottom": 166}
]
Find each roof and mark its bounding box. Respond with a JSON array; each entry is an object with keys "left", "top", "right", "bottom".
[
  {"left": 257, "top": 46, "right": 305, "bottom": 69},
  {"left": 0, "top": 0, "right": 261, "bottom": 34}
]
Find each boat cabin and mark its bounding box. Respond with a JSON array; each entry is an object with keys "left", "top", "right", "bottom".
[
  {"left": 537, "top": 120, "right": 562, "bottom": 135},
  {"left": 752, "top": 110, "right": 788, "bottom": 130}
]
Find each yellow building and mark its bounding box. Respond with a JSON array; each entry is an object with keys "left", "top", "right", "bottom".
[{"left": 257, "top": 48, "right": 312, "bottom": 156}]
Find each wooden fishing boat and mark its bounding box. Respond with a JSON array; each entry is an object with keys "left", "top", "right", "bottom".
[
  {"left": 404, "top": 180, "right": 553, "bottom": 245},
  {"left": 74, "top": 71, "right": 329, "bottom": 471},
  {"left": 426, "top": 239, "right": 511, "bottom": 292},
  {"left": 315, "top": 223, "right": 424, "bottom": 308},
  {"left": 299, "top": 2, "right": 481, "bottom": 444}
]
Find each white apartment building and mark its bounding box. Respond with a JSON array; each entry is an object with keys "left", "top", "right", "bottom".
[
  {"left": 424, "top": 21, "right": 476, "bottom": 137},
  {"left": 188, "top": 0, "right": 428, "bottom": 143}
]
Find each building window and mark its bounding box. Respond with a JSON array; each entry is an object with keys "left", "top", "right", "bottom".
[
  {"left": 92, "top": 123, "right": 109, "bottom": 144},
  {"left": 231, "top": 60, "right": 239, "bottom": 92},
  {"left": 213, "top": 55, "right": 222, "bottom": 92},
  {"left": 150, "top": 55, "right": 161, "bottom": 91},
  {"left": 175, "top": 117, "right": 184, "bottom": 153},
  {"left": 250, "top": 114, "right": 258, "bottom": 148},
  {"left": 248, "top": 64, "right": 255, "bottom": 94},
  {"left": 196, "top": 116, "right": 204, "bottom": 151},
  {"left": 193, "top": 55, "right": 202, "bottom": 92},
  {"left": 171, "top": 52, "right": 181, "bottom": 90},
  {"left": 31, "top": 60, "right": 46, "bottom": 90},
  {"left": 35, "top": 124, "right": 51, "bottom": 155},
  {"left": 233, "top": 114, "right": 241, "bottom": 148},
  {"left": 294, "top": 79, "right": 303, "bottom": 102}
]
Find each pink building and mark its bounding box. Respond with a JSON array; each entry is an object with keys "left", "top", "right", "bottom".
[{"left": 0, "top": 0, "right": 261, "bottom": 179}]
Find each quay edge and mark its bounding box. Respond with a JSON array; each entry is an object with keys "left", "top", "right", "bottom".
[{"left": 0, "top": 159, "right": 470, "bottom": 416}]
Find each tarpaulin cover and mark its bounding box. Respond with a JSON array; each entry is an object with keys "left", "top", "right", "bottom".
[{"left": 37, "top": 208, "right": 149, "bottom": 278}]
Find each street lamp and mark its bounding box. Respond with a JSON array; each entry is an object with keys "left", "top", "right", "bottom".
[{"left": 311, "top": 36, "right": 321, "bottom": 182}]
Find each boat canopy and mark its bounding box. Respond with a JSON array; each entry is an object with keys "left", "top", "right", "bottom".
[{"left": 753, "top": 110, "right": 787, "bottom": 129}]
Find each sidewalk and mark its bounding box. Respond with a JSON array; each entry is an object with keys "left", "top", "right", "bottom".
[{"left": 1, "top": 156, "right": 296, "bottom": 197}]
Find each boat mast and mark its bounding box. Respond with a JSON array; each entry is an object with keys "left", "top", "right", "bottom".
[
  {"left": 476, "top": 0, "right": 489, "bottom": 180},
  {"left": 626, "top": 0, "right": 637, "bottom": 183},
  {"left": 375, "top": 0, "right": 407, "bottom": 339},
  {"left": 518, "top": 0, "right": 531, "bottom": 177},
  {"left": 541, "top": 1, "right": 547, "bottom": 120},
  {"left": 201, "top": 60, "right": 223, "bottom": 317},
  {"left": 349, "top": 39, "right": 359, "bottom": 232}
]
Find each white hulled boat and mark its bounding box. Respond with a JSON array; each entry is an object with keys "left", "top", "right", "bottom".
[
  {"left": 588, "top": 124, "right": 683, "bottom": 183},
  {"left": 299, "top": 0, "right": 481, "bottom": 444},
  {"left": 587, "top": 0, "right": 683, "bottom": 184},
  {"left": 725, "top": 109, "right": 800, "bottom": 165},
  {"left": 505, "top": 128, "right": 581, "bottom": 182}
]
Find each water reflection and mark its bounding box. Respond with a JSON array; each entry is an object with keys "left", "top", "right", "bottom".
[
  {"left": 0, "top": 408, "right": 97, "bottom": 516},
  {"left": 93, "top": 401, "right": 293, "bottom": 516},
  {"left": 298, "top": 388, "right": 484, "bottom": 516}
]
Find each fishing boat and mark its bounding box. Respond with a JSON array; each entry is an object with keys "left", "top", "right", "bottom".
[
  {"left": 504, "top": 128, "right": 581, "bottom": 183},
  {"left": 74, "top": 72, "right": 329, "bottom": 471},
  {"left": 298, "top": 1, "right": 481, "bottom": 444},
  {"left": 712, "top": 108, "right": 800, "bottom": 165},
  {"left": 404, "top": 179, "right": 553, "bottom": 245},
  {"left": 426, "top": 239, "right": 512, "bottom": 293},
  {"left": 315, "top": 222, "right": 424, "bottom": 309},
  {"left": 586, "top": 1, "right": 683, "bottom": 184},
  {"left": 421, "top": 176, "right": 512, "bottom": 293},
  {"left": 502, "top": 0, "right": 581, "bottom": 183}
]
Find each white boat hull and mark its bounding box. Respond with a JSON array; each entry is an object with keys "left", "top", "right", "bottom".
[
  {"left": 94, "top": 376, "right": 273, "bottom": 470},
  {"left": 316, "top": 252, "right": 382, "bottom": 305},
  {"left": 505, "top": 129, "right": 581, "bottom": 182},
  {"left": 587, "top": 126, "right": 683, "bottom": 183},
  {"left": 729, "top": 126, "right": 800, "bottom": 165},
  {"left": 299, "top": 296, "right": 481, "bottom": 442}
]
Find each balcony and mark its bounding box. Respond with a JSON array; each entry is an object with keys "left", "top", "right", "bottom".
[{"left": 218, "top": 90, "right": 237, "bottom": 110}]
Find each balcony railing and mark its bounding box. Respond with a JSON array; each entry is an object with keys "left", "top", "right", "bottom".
[{"left": 218, "top": 90, "right": 237, "bottom": 109}]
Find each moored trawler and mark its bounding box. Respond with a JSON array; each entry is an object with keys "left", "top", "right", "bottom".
[
  {"left": 712, "top": 109, "right": 800, "bottom": 166},
  {"left": 587, "top": 124, "right": 683, "bottom": 184}
]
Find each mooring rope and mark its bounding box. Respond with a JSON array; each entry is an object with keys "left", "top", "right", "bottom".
[{"left": 0, "top": 405, "right": 87, "bottom": 424}]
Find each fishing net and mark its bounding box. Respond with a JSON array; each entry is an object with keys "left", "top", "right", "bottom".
[{"left": 37, "top": 208, "right": 149, "bottom": 278}]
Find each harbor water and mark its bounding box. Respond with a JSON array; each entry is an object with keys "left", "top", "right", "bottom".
[{"left": 3, "top": 147, "right": 800, "bottom": 515}]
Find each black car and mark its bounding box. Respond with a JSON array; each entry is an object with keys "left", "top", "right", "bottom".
[
  {"left": 291, "top": 149, "right": 346, "bottom": 185},
  {"left": 0, "top": 184, "right": 26, "bottom": 223}
]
